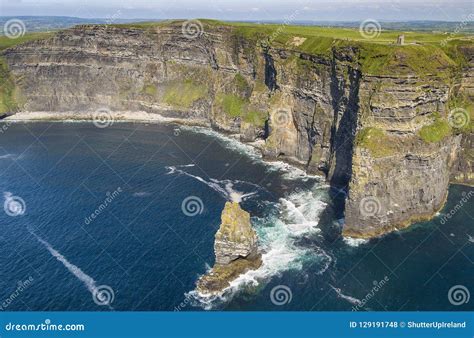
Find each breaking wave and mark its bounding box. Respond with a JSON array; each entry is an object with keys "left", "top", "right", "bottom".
[
  {"left": 188, "top": 183, "right": 331, "bottom": 309},
  {"left": 343, "top": 237, "right": 369, "bottom": 247},
  {"left": 180, "top": 126, "right": 323, "bottom": 182},
  {"left": 179, "top": 126, "right": 332, "bottom": 309}
]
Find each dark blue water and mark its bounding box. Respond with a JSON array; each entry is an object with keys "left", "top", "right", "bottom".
[{"left": 0, "top": 123, "right": 472, "bottom": 311}]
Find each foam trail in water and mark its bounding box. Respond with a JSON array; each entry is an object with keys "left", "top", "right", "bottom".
[
  {"left": 329, "top": 285, "right": 362, "bottom": 306},
  {"left": 468, "top": 234, "right": 474, "bottom": 243},
  {"left": 177, "top": 127, "right": 331, "bottom": 308},
  {"left": 29, "top": 229, "right": 113, "bottom": 310},
  {"left": 189, "top": 185, "right": 331, "bottom": 308},
  {"left": 166, "top": 165, "right": 260, "bottom": 202}
]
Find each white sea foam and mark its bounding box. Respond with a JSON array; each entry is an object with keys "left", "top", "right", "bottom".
[
  {"left": 279, "top": 189, "right": 327, "bottom": 236},
  {"left": 468, "top": 234, "right": 474, "bottom": 243},
  {"left": 29, "top": 229, "right": 113, "bottom": 309},
  {"left": 178, "top": 126, "right": 332, "bottom": 308},
  {"left": 181, "top": 126, "right": 324, "bottom": 182},
  {"left": 181, "top": 126, "right": 262, "bottom": 162},
  {"left": 329, "top": 285, "right": 362, "bottom": 306},
  {"left": 189, "top": 184, "right": 331, "bottom": 308},
  {"left": 343, "top": 237, "right": 369, "bottom": 247},
  {"left": 166, "top": 165, "right": 260, "bottom": 202},
  {"left": 264, "top": 160, "right": 322, "bottom": 182}
]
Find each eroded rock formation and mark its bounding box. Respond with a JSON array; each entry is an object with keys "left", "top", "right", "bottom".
[
  {"left": 196, "top": 202, "right": 261, "bottom": 295},
  {"left": 1, "top": 21, "right": 472, "bottom": 238}
]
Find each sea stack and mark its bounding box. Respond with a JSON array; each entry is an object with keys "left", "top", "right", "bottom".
[{"left": 196, "top": 202, "right": 262, "bottom": 295}]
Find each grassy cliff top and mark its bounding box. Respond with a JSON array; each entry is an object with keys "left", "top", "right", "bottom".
[
  {"left": 109, "top": 19, "right": 470, "bottom": 43},
  {"left": 1, "top": 19, "right": 472, "bottom": 78},
  {"left": 109, "top": 19, "right": 472, "bottom": 77},
  {"left": 0, "top": 32, "right": 54, "bottom": 51}
]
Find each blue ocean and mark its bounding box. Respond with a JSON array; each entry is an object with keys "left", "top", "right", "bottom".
[{"left": 0, "top": 122, "right": 472, "bottom": 311}]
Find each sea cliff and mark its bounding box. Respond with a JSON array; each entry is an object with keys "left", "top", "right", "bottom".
[{"left": 1, "top": 20, "right": 472, "bottom": 237}]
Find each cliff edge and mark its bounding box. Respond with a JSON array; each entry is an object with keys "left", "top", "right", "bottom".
[{"left": 1, "top": 20, "right": 472, "bottom": 238}]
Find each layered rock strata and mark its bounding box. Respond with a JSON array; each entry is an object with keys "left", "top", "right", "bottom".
[
  {"left": 196, "top": 202, "right": 261, "bottom": 295},
  {"left": 2, "top": 21, "right": 472, "bottom": 238}
]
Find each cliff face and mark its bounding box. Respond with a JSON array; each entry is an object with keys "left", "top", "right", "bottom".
[{"left": 2, "top": 21, "right": 472, "bottom": 238}]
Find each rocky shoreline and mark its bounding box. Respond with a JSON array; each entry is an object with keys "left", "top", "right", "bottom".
[
  {"left": 2, "top": 112, "right": 471, "bottom": 244},
  {"left": 2, "top": 21, "right": 472, "bottom": 238}
]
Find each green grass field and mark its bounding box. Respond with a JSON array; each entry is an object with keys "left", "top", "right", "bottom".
[
  {"left": 0, "top": 19, "right": 471, "bottom": 115},
  {"left": 110, "top": 19, "right": 472, "bottom": 77},
  {"left": 0, "top": 32, "right": 54, "bottom": 51}
]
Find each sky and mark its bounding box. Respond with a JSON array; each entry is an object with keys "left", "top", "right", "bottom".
[{"left": 1, "top": 0, "right": 473, "bottom": 21}]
